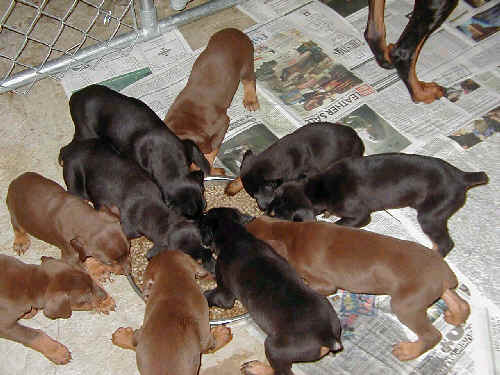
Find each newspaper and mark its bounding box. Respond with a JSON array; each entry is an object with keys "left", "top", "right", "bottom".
[{"left": 59, "top": 0, "right": 500, "bottom": 374}]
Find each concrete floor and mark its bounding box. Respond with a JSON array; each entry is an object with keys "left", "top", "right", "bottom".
[{"left": 0, "top": 1, "right": 499, "bottom": 375}]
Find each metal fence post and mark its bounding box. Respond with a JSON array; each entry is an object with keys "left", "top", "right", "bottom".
[{"left": 139, "top": 0, "right": 160, "bottom": 39}]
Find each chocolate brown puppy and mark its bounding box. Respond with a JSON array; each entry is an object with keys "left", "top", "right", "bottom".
[
  {"left": 225, "top": 122, "right": 364, "bottom": 212},
  {"left": 63, "top": 84, "right": 209, "bottom": 219},
  {"left": 245, "top": 215, "right": 470, "bottom": 361},
  {"left": 6, "top": 172, "right": 130, "bottom": 281},
  {"left": 200, "top": 208, "right": 343, "bottom": 375},
  {"left": 268, "top": 153, "right": 488, "bottom": 257},
  {"left": 0, "top": 255, "right": 115, "bottom": 365},
  {"left": 164, "top": 28, "right": 259, "bottom": 175},
  {"left": 112, "top": 250, "right": 232, "bottom": 375},
  {"left": 59, "top": 139, "right": 215, "bottom": 273}
]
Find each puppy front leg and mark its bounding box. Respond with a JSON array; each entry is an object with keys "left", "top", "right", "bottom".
[
  {"left": 204, "top": 287, "right": 236, "bottom": 309},
  {"left": 0, "top": 323, "right": 71, "bottom": 365}
]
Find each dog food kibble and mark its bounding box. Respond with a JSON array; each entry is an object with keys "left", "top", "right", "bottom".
[{"left": 129, "top": 180, "right": 263, "bottom": 321}]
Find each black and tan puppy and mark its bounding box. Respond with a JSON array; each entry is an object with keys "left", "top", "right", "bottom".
[
  {"left": 165, "top": 28, "right": 259, "bottom": 175},
  {"left": 267, "top": 153, "right": 488, "bottom": 257},
  {"left": 59, "top": 139, "right": 215, "bottom": 272},
  {"left": 224, "top": 122, "right": 364, "bottom": 211},
  {"left": 244, "top": 215, "right": 470, "bottom": 361},
  {"left": 112, "top": 250, "right": 232, "bottom": 375},
  {"left": 200, "top": 207, "right": 343, "bottom": 375},
  {"left": 62, "top": 84, "right": 209, "bottom": 219}
]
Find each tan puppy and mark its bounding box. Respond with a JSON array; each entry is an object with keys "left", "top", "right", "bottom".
[
  {"left": 112, "top": 250, "right": 232, "bottom": 374},
  {"left": 0, "top": 254, "right": 115, "bottom": 365},
  {"left": 164, "top": 28, "right": 259, "bottom": 175},
  {"left": 6, "top": 172, "right": 130, "bottom": 281},
  {"left": 245, "top": 215, "right": 470, "bottom": 361}
]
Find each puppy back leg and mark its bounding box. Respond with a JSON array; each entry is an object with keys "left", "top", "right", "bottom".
[
  {"left": 241, "top": 51, "right": 260, "bottom": 111},
  {"left": 391, "top": 293, "right": 442, "bottom": 361},
  {"left": 0, "top": 323, "right": 71, "bottom": 364}
]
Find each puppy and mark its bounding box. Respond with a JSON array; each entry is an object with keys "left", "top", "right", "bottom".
[
  {"left": 0, "top": 254, "right": 115, "bottom": 365},
  {"left": 164, "top": 28, "right": 259, "bottom": 175},
  {"left": 268, "top": 153, "right": 488, "bottom": 257},
  {"left": 245, "top": 215, "right": 470, "bottom": 361},
  {"left": 200, "top": 207, "right": 343, "bottom": 375},
  {"left": 364, "top": 0, "right": 458, "bottom": 103},
  {"left": 62, "top": 84, "right": 209, "bottom": 219},
  {"left": 59, "top": 139, "right": 215, "bottom": 273},
  {"left": 112, "top": 250, "right": 232, "bottom": 375},
  {"left": 6, "top": 172, "right": 130, "bottom": 281},
  {"left": 224, "top": 122, "right": 364, "bottom": 211}
]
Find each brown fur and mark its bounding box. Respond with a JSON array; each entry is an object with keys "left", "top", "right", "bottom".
[
  {"left": 6, "top": 172, "right": 130, "bottom": 281},
  {"left": 112, "top": 250, "right": 232, "bottom": 375},
  {"left": 245, "top": 215, "right": 470, "bottom": 361},
  {"left": 164, "top": 28, "right": 259, "bottom": 174},
  {"left": 0, "top": 255, "right": 115, "bottom": 364}
]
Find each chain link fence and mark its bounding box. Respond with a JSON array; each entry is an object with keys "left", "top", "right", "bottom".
[{"left": 0, "top": 0, "right": 240, "bottom": 94}]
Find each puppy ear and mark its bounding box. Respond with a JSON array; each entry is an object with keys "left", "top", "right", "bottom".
[
  {"left": 70, "top": 237, "right": 88, "bottom": 263},
  {"left": 189, "top": 170, "right": 205, "bottom": 185},
  {"left": 99, "top": 205, "right": 121, "bottom": 220},
  {"left": 44, "top": 290, "right": 72, "bottom": 319}
]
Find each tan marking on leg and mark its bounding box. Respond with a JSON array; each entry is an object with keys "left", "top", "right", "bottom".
[
  {"left": 13, "top": 227, "right": 31, "bottom": 255},
  {"left": 225, "top": 177, "right": 244, "bottom": 196},
  {"left": 204, "top": 325, "right": 233, "bottom": 353}
]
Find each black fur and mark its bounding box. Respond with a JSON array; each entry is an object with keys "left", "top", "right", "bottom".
[
  {"left": 238, "top": 122, "right": 364, "bottom": 211},
  {"left": 200, "top": 207, "right": 342, "bottom": 375},
  {"left": 61, "top": 84, "right": 209, "bottom": 219},
  {"left": 59, "top": 139, "right": 215, "bottom": 273},
  {"left": 269, "top": 153, "right": 488, "bottom": 257}
]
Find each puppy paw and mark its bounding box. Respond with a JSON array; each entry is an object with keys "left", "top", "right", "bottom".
[
  {"left": 13, "top": 235, "right": 31, "bottom": 255},
  {"left": 84, "top": 257, "right": 114, "bottom": 284},
  {"left": 33, "top": 335, "right": 72, "bottom": 365},
  {"left": 94, "top": 294, "right": 116, "bottom": 315},
  {"left": 210, "top": 167, "right": 227, "bottom": 176},
  {"left": 392, "top": 341, "right": 425, "bottom": 361},
  {"left": 207, "top": 325, "right": 233, "bottom": 353},
  {"left": 240, "top": 360, "right": 274, "bottom": 375},
  {"left": 243, "top": 97, "right": 260, "bottom": 112},
  {"left": 410, "top": 80, "right": 445, "bottom": 104},
  {"left": 224, "top": 178, "right": 243, "bottom": 196},
  {"left": 21, "top": 307, "right": 39, "bottom": 319},
  {"left": 112, "top": 327, "right": 136, "bottom": 350}
]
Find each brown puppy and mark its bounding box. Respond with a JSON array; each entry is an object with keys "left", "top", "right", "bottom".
[
  {"left": 164, "top": 28, "right": 260, "bottom": 175},
  {"left": 0, "top": 254, "right": 115, "bottom": 365},
  {"left": 245, "top": 215, "right": 470, "bottom": 361},
  {"left": 112, "top": 250, "right": 232, "bottom": 375},
  {"left": 6, "top": 172, "right": 130, "bottom": 282}
]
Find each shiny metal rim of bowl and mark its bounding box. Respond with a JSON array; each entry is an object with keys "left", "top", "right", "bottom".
[{"left": 127, "top": 175, "right": 250, "bottom": 325}]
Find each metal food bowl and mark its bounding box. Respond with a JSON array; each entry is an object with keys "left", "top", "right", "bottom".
[{"left": 127, "top": 175, "right": 250, "bottom": 325}]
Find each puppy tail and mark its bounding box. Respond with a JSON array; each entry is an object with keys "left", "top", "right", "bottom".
[
  {"left": 183, "top": 140, "right": 211, "bottom": 176},
  {"left": 461, "top": 171, "right": 488, "bottom": 189}
]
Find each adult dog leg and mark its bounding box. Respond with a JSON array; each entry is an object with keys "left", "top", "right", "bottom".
[
  {"left": 389, "top": 0, "right": 458, "bottom": 103},
  {"left": 365, "top": 0, "right": 394, "bottom": 69}
]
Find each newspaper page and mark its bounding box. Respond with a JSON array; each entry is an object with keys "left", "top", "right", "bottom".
[{"left": 58, "top": 1, "right": 499, "bottom": 373}]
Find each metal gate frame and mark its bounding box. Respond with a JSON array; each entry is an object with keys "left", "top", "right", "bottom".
[{"left": 0, "top": 0, "right": 240, "bottom": 94}]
